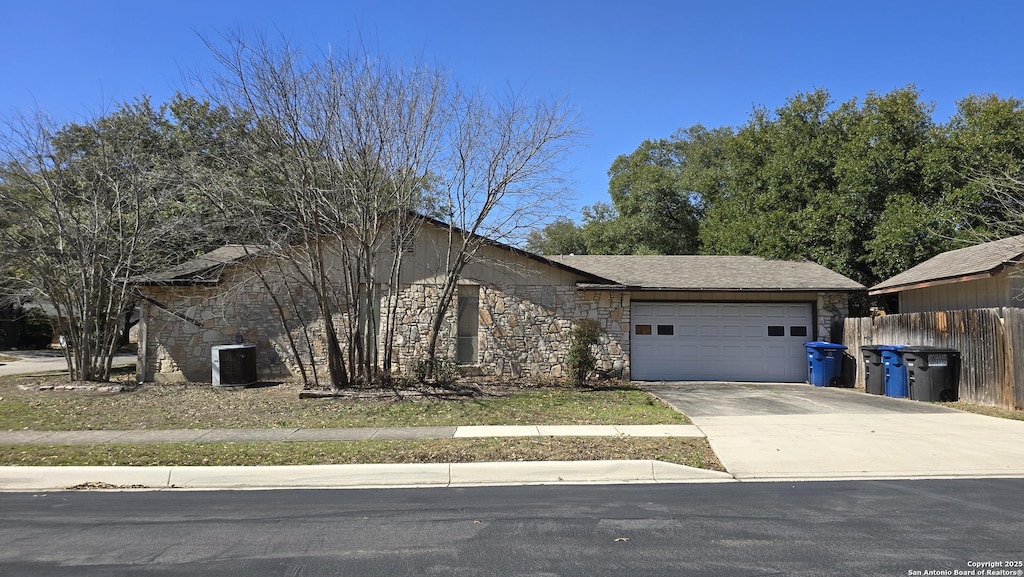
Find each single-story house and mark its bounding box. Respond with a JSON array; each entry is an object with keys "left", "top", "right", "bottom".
[
  {"left": 134, "top": 218, "right": 864, "bottom": 384},
  {"left": 869, "top": 235, "right": 1024, "bottom": 313}
]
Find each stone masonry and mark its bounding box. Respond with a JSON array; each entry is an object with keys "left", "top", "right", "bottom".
[{"left": 141, "top": 269, "right": 632, "bottom": 383}]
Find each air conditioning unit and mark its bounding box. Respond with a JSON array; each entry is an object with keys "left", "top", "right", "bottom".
[{"left": 212, "top": 344, "right": 258, "bottom": 387}]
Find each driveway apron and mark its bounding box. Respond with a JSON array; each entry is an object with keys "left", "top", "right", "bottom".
[{"left": 641, "top": 382, "right": 1024, "bottom": 481}]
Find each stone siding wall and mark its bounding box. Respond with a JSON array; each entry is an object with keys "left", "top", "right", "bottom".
[
  {"left": 817, "top": 292, "right": 850, "bottom": 342},
  {"left": 386, "top": 283, "right": 630, "bottom": 380},
  {"left": 141, "top": 267, "right": 324, "bottom": 383},
  {"left": 142, "top": 274, "right": 632, "bottom": 383}
]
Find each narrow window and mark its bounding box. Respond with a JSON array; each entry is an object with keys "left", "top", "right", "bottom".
[
  {"left": 768, "top": 326, "right": 785, "bottom": 336},
  {"left": 635, "top": 324, "right": 652, "bottom": 335},
  {"left": 790, "top": 326, "right": 808, "bottom": 337},
  {"left": 657, "top": 324, "right": 674, "bottom": 336},
  {"left": 456, "top": 286, "right": 479, "bottom": 365}
]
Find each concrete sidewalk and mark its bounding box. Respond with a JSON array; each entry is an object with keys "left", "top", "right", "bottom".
[{"left": 0, "top": 424, "right": 724, "bottom": 490}]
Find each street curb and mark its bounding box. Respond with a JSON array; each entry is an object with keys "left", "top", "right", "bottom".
[{"left": 0, "top": 460, "right": 735, "bottom": 491}]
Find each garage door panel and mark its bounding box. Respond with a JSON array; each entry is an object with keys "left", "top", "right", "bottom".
[
  {"left": 721, "top": 325, "right": 742, "bottom": 338},
  {"left": 678, "top": 325, "right": 700, "bottom": 337},
  {"left": 631, "top": 301, "right": 812, "bottom": 382},
  {"left": 701, "top": 325, "right": 721, "bottom": 337}
]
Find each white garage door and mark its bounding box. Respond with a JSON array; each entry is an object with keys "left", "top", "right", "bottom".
[{"left": 630, "top": 302, "right": 812, "bottom": 382}]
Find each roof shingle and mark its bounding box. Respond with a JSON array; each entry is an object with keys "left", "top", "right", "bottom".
[
  {"left": 555, "top": 255, "right": 864, "bottom": 291},
  {"left": 869, "top": 235, "right": 1024, "bottom": 294},
  {"left": 132, "top": 245, "right": 263, "bottom": 285}
]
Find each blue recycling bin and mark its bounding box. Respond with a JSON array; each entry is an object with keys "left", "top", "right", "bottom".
[
  {"left": 881, "top": 346, "right": 908, "bottom": 398},
  {"left": 805, "top": 342, "right": 848, "bottom": 387}
]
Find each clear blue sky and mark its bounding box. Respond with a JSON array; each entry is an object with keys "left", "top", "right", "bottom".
[{"left": 4, "top": 0, "right": 1024, "bottom": 217}]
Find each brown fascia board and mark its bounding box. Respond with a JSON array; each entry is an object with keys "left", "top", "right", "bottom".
[
  {"left": 868, "top": 271, "right": 996, "bottom": 295},
  {"left": 133, "top": 278, "right": 223, "bottom": 287},
  {"left": 577, "top": 284, "right": 863, "bottom": 292}
]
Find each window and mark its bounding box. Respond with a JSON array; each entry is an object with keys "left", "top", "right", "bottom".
[
  {"left": 635, "top": 324, "right": 652, "bottom": 335},
  {"left": 657, "top": 324, "right": 674, "bottom": 336},
  {"left": 767, "top": 325, "right": 785, "bottom": 337},
  {"left": 790, "top": 326, "right": 808, "bottom": 337},
  {"left": 456, "top": 286, "right": 479, "bottom": 365}
]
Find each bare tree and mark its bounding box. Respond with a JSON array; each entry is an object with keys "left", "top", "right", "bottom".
[
  {"left": 963, "top": 169, "right": 1024, "bottom": 242},
  {"left": 423, "top": 88, "right": 582, "bottom": 365},
  {"left": 0, "top": 100, "right": 215, "bottom": 381},
  {"left": 196, "top": 32, "right": 581, "bottom": 385},
  {"left": 200, "top": 33, "right": 444, "bottom": 389}
]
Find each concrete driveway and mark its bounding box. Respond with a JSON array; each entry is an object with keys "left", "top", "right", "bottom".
[
  {"left": 641, "top": 382, "right": 1024, "bottom": 481},
  {"left": 0, "top": 350, "right": 136, "bottom": 377}
]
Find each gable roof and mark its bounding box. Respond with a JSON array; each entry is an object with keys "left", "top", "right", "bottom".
[
  {"left": 132, "top": 245, "right": 264, "bottom": 286},
  {"left": 555, "top": 255, "right": 864, "bottom": 291},
  {"left": 133, "top": 215, "right": 616, "bottom": 288},
  {"left": 869, "top": 235, "right": 1024, "bottom": 295},
  {"left": 411, "top": 213, "right": 613, "bottom": 284}
]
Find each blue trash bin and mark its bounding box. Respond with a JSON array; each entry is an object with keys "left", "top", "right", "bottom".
[
  {"left": 881, "top": 346, "right": 908, "bottom": 398},
  {"left": 805, "top": 342, "right": 848, "bottom": 387}
]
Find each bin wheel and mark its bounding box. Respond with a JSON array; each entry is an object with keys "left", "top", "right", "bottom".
[
  {"left": 938, "top": 389, "right": 956, "bottom": 402},
  {"left": 829, "top": 376, "right": 842, "bottom": 387}
]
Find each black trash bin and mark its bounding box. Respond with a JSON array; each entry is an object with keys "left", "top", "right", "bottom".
[
  {"left": 861, "top": 345, "right": 885, "bottom": 395},
  {"left": 901, "top": 346, "right": 960, "bottom": 402}
]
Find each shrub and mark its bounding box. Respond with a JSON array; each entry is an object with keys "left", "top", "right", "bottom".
[
  {"left": 566, "top": 318, "right": 604, "bottom": 386},
  {"left": 413, "top": 356, "right": 461, "bottom": 387},
  {"left": 23, "top": 309, "right": 55, "bottom": 349}
]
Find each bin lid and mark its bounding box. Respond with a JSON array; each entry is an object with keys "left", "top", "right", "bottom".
[
  {"left": 900, "top": 345, "right": 958, "bottom": 354},
  {"left": 804, "top": 341, "right": 848, "bottom": 350},
  {"left": 877, "top": 344, "right": 906, "bottom": 351}
]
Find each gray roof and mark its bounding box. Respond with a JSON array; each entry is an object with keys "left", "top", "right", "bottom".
[
  {"left": 870, "top": 235, "right": 1024, "bottom": 294},
  {"left": 554, "top": 255, "right": 864, "bottom": 291},
  {"left": 132, "top": 245, "right": 263, "bottom": 285}
]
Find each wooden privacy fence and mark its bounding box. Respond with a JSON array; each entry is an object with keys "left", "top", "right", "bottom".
[{"left": 842, "top": 307, "right": 1023, "bottom": 410}]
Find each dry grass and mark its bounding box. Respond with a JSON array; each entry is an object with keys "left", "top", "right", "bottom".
[
  {"left": 0, "top": 437, "right": 724, "bottom": 470},
  {"left": 938, "top": 401, "right": 1024, "bottom": 421},
  {"left": 0, "top": 371, "right": 714, "bottom": 468},
  {"left": 0, "top": 375, "right": 687, "bottom": 430}
]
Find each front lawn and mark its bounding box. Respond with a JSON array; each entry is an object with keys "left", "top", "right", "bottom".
[
  {"left": 0, "top": 437, "right": 721, "bottom": 469},
  {"left": 0, "top": 374, "right": 688, "bottom": 430}
]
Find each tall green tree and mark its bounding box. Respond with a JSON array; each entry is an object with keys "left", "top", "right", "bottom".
[
  {"left": 933, "top": 94, "right": 1024, "bottom": 240},
  {"left": 603, "top": 138, "right": 700, "bottom": 254},
  {"left": 549, "top": 85, "right": 1023, "bottom": 290},
  {"left": 0, "top": 95, "right": 248, "bottom": 380}
]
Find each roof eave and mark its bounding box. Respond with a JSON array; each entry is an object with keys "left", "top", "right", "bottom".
[
  {"left": 577, "top": 285, "right": 865, "bottom": 292},
  {"left": 868, "top": 271, "right": 996, "bottom": 295},
  {"left": 133, "top": 278, "right": 223, "bottom": 287}
]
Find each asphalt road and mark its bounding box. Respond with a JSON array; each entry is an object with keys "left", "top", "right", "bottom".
[{"left": 3, "top": 480, "right": 1023, "bottom": 576}]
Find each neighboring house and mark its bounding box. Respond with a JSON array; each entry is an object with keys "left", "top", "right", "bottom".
[
  {"left": 134, "top": 219, "right": 863, "bottom": 384},
  {"left": 869, "top": 235, "right": 1024, "bottom": 313}
]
